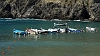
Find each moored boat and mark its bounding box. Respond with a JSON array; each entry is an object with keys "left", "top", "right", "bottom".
[
  {"left": 68, "top": 28, "right": 84, "bottom": 33},
  {"left": 86, "top": 27, "right": 98, "bottom": 32},
  {"left": 25, "top": 29, "right": 36, "bottom": 34},
  {"left": 58, "top": 28, "right": 68, "bottom": 33},
  {"left": 13, "top": 29, "right": 27, "bottom": 35},
  {"left": 54, "top": 23, "right": 67, "bottom": 26},
  {"left": 48, "top": 28, "right": 59, "bottom": 33},
  {"left": 38, "top": 28, "right": 49, "bottom": 34}
]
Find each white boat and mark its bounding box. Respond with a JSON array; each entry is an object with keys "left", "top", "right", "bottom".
[
  {"left": 81, "top": 20, "right": 89, "bottom": 22},
  {"left": 47, "top": 28, "right": 69, "bottom": 33},
  {"left": 57, "top": 28, "right": 67, "bottom": 33},
  {"left": 74, "top": 20, "right": 81, "bottom": 21},
  {"left": 68, "top": 28, "right": 83, "bottom": 33},
  {"left": 48, "top": 28, "right": 58, "bottom": 33},
  {"left": 26, "top": 28, "right": 48, "bottom": 35},
  {"left": 86, "top": 27, "right": 98, "bottom": 32},
  {"left": 54, "top": 23, "right": 67, "bottom": 26},
  {"left": 38, "top": 28, "right": 48, "bottom": 34},
  {"left": 25, "top": 29, "right": 38, "bottom": 34}
]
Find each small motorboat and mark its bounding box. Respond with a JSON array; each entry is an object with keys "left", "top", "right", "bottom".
[
  {"left": 38, "top": 28, "right": 49, "bottom": 34},
  {"left": 58, "top": 28, "right": 68, "bottom": 33},
  {"left": 81, "top": 20, "right": 89, "bottom": 22},
  {"left": 13, "top": 29, "right": 27, "bottom": 35},
  {"left": 25, "top": 29, "right": 36, "bottom": 34},
  {"left": 68, "top": 28, "right": 83, "bottom": 33},
  {"left": 26, "top": 28, "right": 49, "bottom": 34},
  {"left": 48, "top": 28, "right": 59, "bottom": 33},
  {"left": 86, "top": 27, "right": 98, "bottom": 32},
  {"left": 54, "top": 23, "right": 67, "bottom": 26}
]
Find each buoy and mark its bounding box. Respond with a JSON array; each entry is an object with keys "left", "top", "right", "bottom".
[
  {"left": 8, "top": 46, "right": 10, "bottom": 50},
  {"left": 18, "top": 38, "right": 20, "bottom": 40},
  {"left": 14, "top": 40, "right": 16, "bottom": 42},
  {"left": 2, "top": 52, "right": 5, "bottom": 55}
]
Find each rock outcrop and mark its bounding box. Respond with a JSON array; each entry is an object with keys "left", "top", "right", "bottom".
[{"left": 0, "top": 0, "right": 100, "bottom": 21}]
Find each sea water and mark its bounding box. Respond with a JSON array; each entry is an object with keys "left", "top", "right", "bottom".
[{"left": 0, "top": 18, "right": 100, "bottom": 56}]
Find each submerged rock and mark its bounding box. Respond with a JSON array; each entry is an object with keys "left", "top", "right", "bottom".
[{"left": 0, "top": 0, "right": 100, "bottom": 21}]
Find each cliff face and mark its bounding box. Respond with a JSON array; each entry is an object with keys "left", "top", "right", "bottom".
[{"left": 0, "top": 0, "right": 100, "bottom": 21}]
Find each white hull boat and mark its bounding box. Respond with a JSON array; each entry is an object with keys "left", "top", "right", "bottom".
[{"left": 54, "top": 23, "right": 67, "bottom": 26}]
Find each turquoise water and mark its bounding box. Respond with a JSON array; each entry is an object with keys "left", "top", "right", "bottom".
[{"left": 0, "top": 19, "right": 100, "bottom": 56}]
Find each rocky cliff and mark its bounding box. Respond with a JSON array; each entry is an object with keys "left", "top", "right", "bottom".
[{"left": 0, "top": 0, "right": 100, "bottom": 21}]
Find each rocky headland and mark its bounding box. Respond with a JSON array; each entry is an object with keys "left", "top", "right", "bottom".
[{"left": 0, "top": 0, "right": 100, "bottom": 21}]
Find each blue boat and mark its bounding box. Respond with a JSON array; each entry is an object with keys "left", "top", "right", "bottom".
[
  {"left": 13, "top": 29, "right": 27, "bottom": 35},
  {"left": 68, "top": 28, "right": 83, "bottom": 33}
]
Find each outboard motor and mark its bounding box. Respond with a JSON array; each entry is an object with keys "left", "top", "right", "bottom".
[
  {"left": 95, "top": 28, "right": 98, "bottom": 32},
  {"left": 65, "top": 28, "right": 68, "bottom": 33}
]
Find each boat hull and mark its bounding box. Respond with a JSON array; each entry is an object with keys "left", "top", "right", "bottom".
[{"left": 13, "top": 29, "right": 27, "bottom": 35}]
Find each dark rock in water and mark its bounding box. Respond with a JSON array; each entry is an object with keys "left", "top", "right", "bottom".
[{"left": 0, "top": 0, "right": 100, "bottom": 21}]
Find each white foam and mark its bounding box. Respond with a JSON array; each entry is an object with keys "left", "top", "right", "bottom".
[{"left": 74, "top": 20, "right": 81, "bottom": 21}]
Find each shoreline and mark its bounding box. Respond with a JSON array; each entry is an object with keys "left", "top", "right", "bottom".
[{"left": 0, "top": 18, "right": 95, "bottom": 22}]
